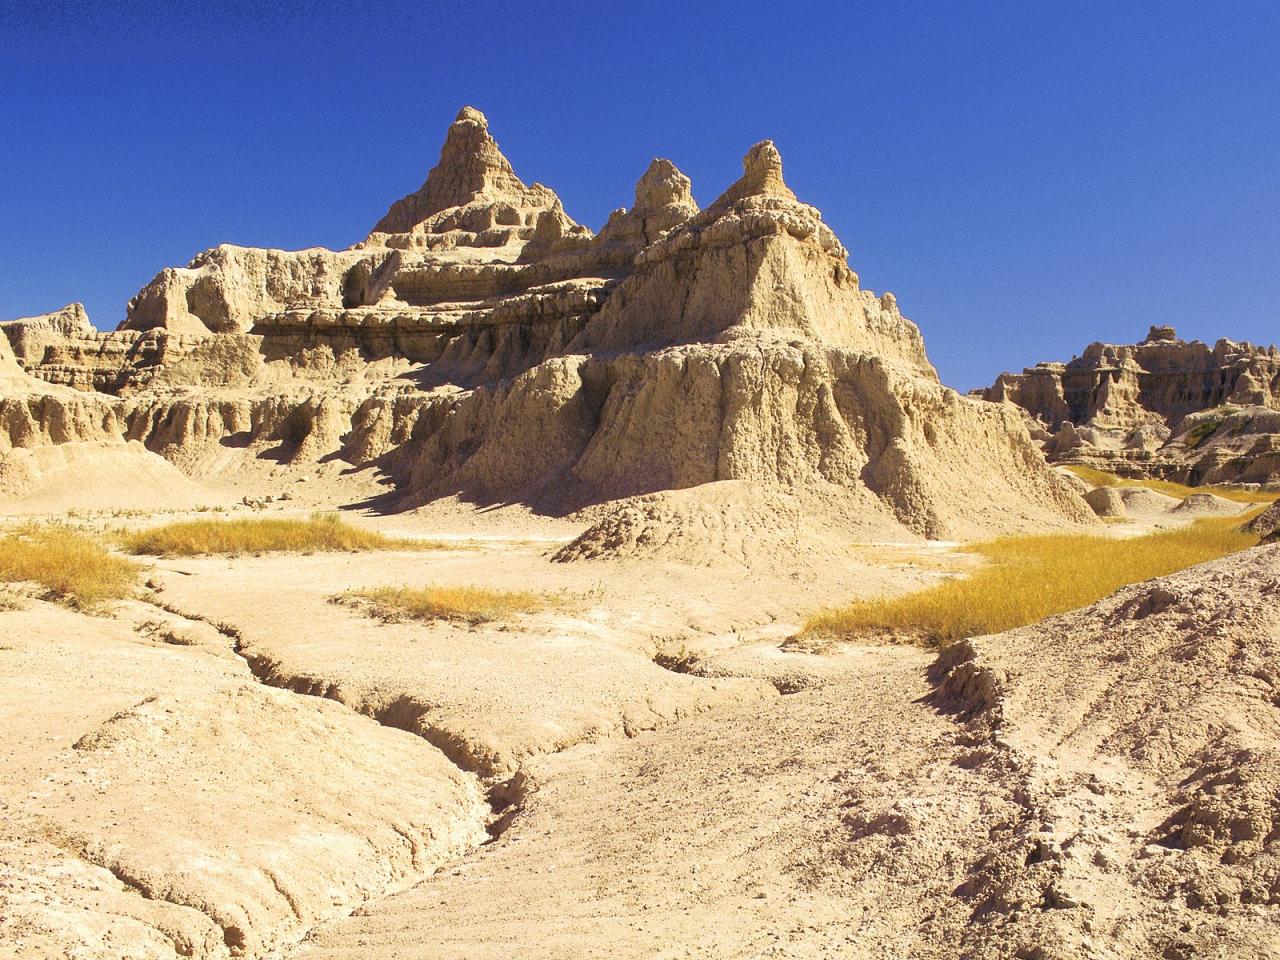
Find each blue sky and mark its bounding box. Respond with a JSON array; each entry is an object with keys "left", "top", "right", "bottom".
[{"left": 1, "top": 1, "right": 1277, "bottom": 389}]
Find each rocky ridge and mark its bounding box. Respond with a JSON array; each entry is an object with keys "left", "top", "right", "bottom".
[
  {"left": 1, "top": 106, "right": 1091, "bottom": 544},
  {"left": 980, "top": 325, "right": 1280, "bottom": 486}
]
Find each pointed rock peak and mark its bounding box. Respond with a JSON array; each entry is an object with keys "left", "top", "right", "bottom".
[
  {"left": 370, "top": 105, "right": 533, "bottom": 235},
  {"left": 633, "top": 158, "right": 697, "bottom": 214},
  {"left": 704, "top": 139, "right": 798, "bottom": 219},
  {"left": 740, "top": 140, "right": 793, "bottom": 199},
  {"left": 431, "top": 104, "right": 521, "bottom": 196}
]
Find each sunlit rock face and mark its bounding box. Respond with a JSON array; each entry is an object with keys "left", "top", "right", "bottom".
[
  {"left": 1, "top": 107, "right": 1091, "bottom": 540},
  {"left": 981, "top": 326, "right": 1280, "bottom": 485}
]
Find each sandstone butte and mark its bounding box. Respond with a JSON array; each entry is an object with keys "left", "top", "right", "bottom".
[
  {"left": 980, "top": 324, "right": 1280, "bottom": 487},
  {"left": 0, "top": 105, "right": 1095, "bottom": 549}
]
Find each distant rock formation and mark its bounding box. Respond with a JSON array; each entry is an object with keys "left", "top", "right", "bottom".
[
  {"left": 1, "top": 107, "right": 1093, "bottom": 547},
  {"left": 980, "top": 326, "right": 1280, "bottom": 486},
  {"left": 368, "top": 106, "right": 582, "bottom": 243}
]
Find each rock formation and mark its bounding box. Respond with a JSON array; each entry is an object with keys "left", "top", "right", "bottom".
[
  {"left": 1, "top": 107, "right": 1093, "bottom": 545},
  {"left": 367, "top": 106, "right": 584, "bottom": 244},
  {"left": 981, "top": 325, "right": 1280, "bottom": 486},
  {"left": 1083, "top": 485, "right": 1125, "bottom": 518},
  {"left": 1245, "top": 501, "right": 1280, "bottom": 541}
]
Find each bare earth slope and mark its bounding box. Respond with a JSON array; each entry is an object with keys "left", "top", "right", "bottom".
[
  {"left": 0, "top": 600, "right": 488, "bottom": 960},
  {"left": 295, "top": 544, "right": 1280, "bottom": 960}
]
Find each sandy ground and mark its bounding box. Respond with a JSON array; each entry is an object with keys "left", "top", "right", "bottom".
[
  {"left": 295, "top": 542, "right": 1280, "bottom": 960},
  {"left": 1, "top": 472, "right": 1273, "bottom": 960}
]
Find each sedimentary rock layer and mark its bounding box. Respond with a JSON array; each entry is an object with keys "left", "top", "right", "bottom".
[
  {"left": 981, "top": 325, "right": 1280, "bottom": 485},
  {"left": 2, "top": 106, "right": 1091, "bottom": 543}
]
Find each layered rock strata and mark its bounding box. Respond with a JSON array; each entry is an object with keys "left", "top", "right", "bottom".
[
  {"left": 2, "top": 106, "right": 1091, "bottom": 542},
  {"left": 981, "top": 326, "right": 1280, "bottom": 486}
]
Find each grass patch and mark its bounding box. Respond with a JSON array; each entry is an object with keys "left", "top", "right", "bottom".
[
  {"left": 119, "top": 513, "right": 440, "bottom": 556},
  {"left": 1182, "top": 418, "right": 1222, "bottom": 449},
  {"left": 802, "top": 513, "right": 1263, "bottom": 648},
  {"left": 1066, "top": 465, "right": 1278, "bottom": 504},
  {"left": 0, "top": 525, "right": 140, "bottom": 609},
  {"left": 342, "top": 585, "right": 551, "bottom": 625}
]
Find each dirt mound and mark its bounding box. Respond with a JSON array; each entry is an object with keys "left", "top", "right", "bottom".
[
  {"left": 1245, "top": 500, "right": 1280, "bottom": 540},
  {"left": 0, "top": 441, "right": 225, "bottom": 513},
  {"left": 1171, "top": 491, "right": 1241, "bottom": 514},
  {"left": 553, "top": 481, "right": 900, "bottom": 566},
  {"left": 1116, "top": 485, "right": 1183, "bottom": 517},
  {"left": 1084, "top": 485, "right": 1125, "bottom": 517},
  {"left": 924, "top": 544, "right": 1280, "bottom": 955}
]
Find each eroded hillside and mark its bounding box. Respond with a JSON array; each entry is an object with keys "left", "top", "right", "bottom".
[
  {"left": 1, "top": 106, "right": 1090, "bottom": 547},
  {"left": 981, "top": 324, "right": 1280, "bottom": 487}
]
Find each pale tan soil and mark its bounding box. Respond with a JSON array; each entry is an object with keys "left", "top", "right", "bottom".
[
  {"left": 0, "top": 442, "right": 233, "bottom": 514},
  {"left": 295, "top": 643, "right": 949, "bottom": 960},
  {"left": 0, "top": 500, "right": 949, "bottom": 959},
  {"left": 136, "top": 506, "right": 956, "bottom": 777},
  {"left": 2, "top": 494, "right": 1271, "bottom": 959},
  {"left": 295, "top": 545, "right": 1280, "bottom": 960},
  {"left": 0, "top": 598, "right": 486, "bottom": 960}
]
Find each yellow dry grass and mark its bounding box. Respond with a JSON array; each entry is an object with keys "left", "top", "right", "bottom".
[
  {"left": 802, "top": 513, "right": 1263, "bottom": 647},
  {"left": 344, "top": 585, "right": 550, "bottom": 625},
  {"left": 120, "top": 513, "right": 441, "bottom": 556},
  {"left": 1066, "top": 465, "right": 1278, "bottom": 504},
  {"left": 0, "top": 525, "right": 140, "bottom": 609}
]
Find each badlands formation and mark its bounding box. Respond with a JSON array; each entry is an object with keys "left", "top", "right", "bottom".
[
  {"left": 0, "top": 105, "right": 1089, "bottom": 543},
  {"left": 982, "top": 325, "right": 1280, "bottom": 487},
  {"left": 2, "top": 107, "right": 1278, "bottom": 960}
]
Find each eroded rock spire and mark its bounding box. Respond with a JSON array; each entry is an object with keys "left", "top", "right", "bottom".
[
  {"left": 704, "top": 139, "right": 797, "bottom": 218},
  {"left": 633, "top": 158, "right": 696, "bottom": 214},
  {"left": 370, "top": 105, "right": 532, "bottom": 235}
]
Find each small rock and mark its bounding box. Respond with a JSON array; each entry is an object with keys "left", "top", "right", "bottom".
[{"left": 1085, "top": 486, "right": 1126, "bottom": 518}]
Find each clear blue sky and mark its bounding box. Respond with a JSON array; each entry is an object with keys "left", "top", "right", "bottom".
[{"left": 2, "top": 1, "right": 1277, "bottom": 390}]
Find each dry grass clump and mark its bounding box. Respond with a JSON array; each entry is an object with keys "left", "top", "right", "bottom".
[
  {"left": 120, "top": 513, "right": 439, "bottom": 556},
  {"left": 0, "top": 525, "right": 140, "bottom": 609},
  {"left": 1066, "top": 465, "right": 1278, "bottom": 504},
  {"left": 802, "top": 514, "right": 1263, "bottom": 647},
  {"left": 343, "top": 585, "right": 550, "bottom": 625}
]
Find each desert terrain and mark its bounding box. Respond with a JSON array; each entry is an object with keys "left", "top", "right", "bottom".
[{"left": 3, "top": 106, "right": 1279, "bottom": 960}]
